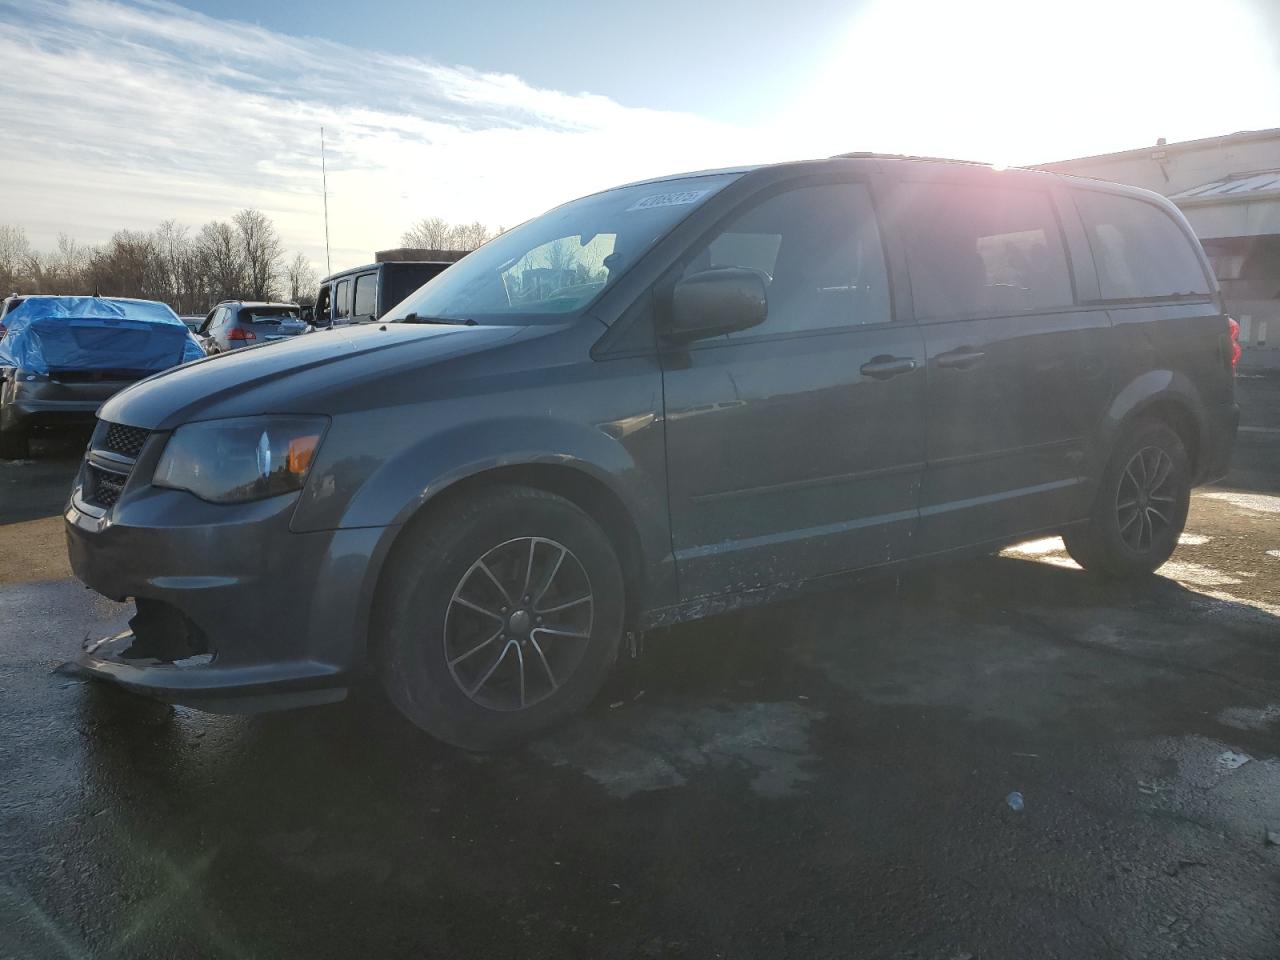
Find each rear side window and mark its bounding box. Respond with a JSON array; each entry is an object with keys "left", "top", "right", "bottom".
[
  {"left": 681, "top": 182, "right": 890, "bottom": 336},
  {"left": 898, "top": 183, "right": 1073, "bottom": 319},
  {"left": 1073, "top": 190, "right": 1211, "bottom": 300},
  {"left": 353, "top": 273, "right": 378, "bottom": 319},
  {"left": 334, "top": 279, "right": 351, "bottom": 319}
]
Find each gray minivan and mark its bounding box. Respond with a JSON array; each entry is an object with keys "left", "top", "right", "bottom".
[{"left": 65, "top": 155, "right": 1238, "bottom": 748}]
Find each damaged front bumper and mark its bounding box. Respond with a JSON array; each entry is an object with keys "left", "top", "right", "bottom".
[
  {"left": 66, "top": 627, "right": 348, "bottom": 713},
  {"left": 64, "top": 454, "right": 387, "bottom": 713}
]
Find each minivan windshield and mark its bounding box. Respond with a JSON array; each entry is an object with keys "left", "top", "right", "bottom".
[{"left": 387, "top": 172, "right": 742, "bottom": 323}]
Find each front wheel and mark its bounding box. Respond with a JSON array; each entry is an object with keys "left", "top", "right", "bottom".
[
  {"left": 375, "top": 485, "right": 625, "bottom": 750},
  {"left": 1063, "top": 419, "right": 1191, "bottom": 578}
]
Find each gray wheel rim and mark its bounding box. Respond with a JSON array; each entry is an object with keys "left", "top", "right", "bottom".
[
  {"left": 1116, "top": 445, "right": 1177, "bottom": 553},
  {"left": 443, "top": 536, "right": 594, "bottom": 712}
]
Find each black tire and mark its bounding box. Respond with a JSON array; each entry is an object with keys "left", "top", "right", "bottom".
[
  {"left": 0, "top": 424, "right": 28, "bottom": 460},
  {"left": 1063, "top": 419, "right": 1191, "bottom": 578},
  {"left": 375, "top": 485, "right": 625, "bottom": 750}
]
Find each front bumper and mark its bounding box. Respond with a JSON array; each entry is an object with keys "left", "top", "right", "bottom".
[{"left": 65, "top": 461, "right": 388, "bottom": 712}]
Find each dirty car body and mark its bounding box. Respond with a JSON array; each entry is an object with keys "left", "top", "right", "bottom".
[{"left": 65, "top": 156, "right": 1238, "bottom": 745}]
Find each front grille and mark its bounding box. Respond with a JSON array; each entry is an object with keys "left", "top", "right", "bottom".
[
  {"left": 86, "top": 463, "right": 128, "bottom": 507},
  {"left": 79, "top": 420, "right": 149, "bottom": 510},
  {"left": 102, "top": 422, "right": 149, "bottom": 458}
]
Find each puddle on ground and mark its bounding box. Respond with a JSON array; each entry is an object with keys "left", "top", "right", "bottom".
[
  {"left": 532, "top": 701, "right": 822, "bottom": 799},
  {"left": 1217, "top": 703, "right": 1280, "bottom": 731}
]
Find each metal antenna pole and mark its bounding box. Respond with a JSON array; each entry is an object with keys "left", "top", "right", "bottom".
[{"left": 321, "top": 126, "right": 332, "bottom": 276}]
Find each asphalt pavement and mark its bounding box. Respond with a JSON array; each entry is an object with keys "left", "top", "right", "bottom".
[{"left": 1, "top": 373, "right": 1278, "bottom": 959}]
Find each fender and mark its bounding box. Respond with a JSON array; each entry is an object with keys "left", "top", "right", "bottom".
[
  {"left": 328, "top": 413, "right": 673, "bottom": 652},
  {"left": 1083, "top": 368, "right": 1206, "bottom": 498}
]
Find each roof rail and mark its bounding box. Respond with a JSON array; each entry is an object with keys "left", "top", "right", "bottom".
[{"left": 829, "top": 151, "right": 995, "bottom": 166}]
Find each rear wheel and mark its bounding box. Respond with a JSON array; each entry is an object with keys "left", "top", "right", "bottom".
[
  {"left": 1064, "top": 419, "right": 1190, "bottom": 578},
  {"left": 375, "top": 485, "right": 625, "bottom": 750}
]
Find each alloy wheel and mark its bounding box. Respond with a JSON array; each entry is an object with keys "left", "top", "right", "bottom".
[
  {"left": 443, "top": 537, "right": 594, "bottom": 711},
  {"left": 1116, "top": 446, "right": 1177, "bottom": 552}
]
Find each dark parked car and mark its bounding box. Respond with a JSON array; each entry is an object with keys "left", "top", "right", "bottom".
[
  {"left": 1, "top": 295, "right": 203, "bottom": 459},
  {"left": 197, "top": 301, "right": 305, "bottom": 353},
  {"left": 65, "top": 155, "right": 1238, "bottom": 748},
  {"left": 313, "top": 260, "right": 455, "bottom": 327}
]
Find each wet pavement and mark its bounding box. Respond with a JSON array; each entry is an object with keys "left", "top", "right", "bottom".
[{"left": 2, "top": 374, "right": 1279, "bottom": 959}]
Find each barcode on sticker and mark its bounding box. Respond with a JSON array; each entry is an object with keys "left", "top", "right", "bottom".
[{"left": 626, "top": 190, "right": 709, "bottom": 211}]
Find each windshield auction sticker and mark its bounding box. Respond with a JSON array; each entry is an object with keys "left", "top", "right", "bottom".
[{"left": 626, "top": 190, "right": 711, "bottom": 211}]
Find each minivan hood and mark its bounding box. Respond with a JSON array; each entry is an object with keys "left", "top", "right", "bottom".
[{"left": 99, "top": 322, "right": 526, "bottom": 431}]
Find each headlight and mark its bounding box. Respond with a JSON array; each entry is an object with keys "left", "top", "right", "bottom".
[{"left": 154, "top": 416, "right": 327, "bottom": 504}]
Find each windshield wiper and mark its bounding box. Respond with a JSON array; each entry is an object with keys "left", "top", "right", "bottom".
[{"left": 396, "top": 312, "right": 476, "bottom": 326}]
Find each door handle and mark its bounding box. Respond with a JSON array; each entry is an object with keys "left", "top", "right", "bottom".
[
  {"left": 934, "top": 348, "right": 987, "bottom": 370},
  {"left": 859, "top": 356, "right": 918, "bottom": 380}
]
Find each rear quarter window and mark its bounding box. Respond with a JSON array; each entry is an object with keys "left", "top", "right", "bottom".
[
  {"left": 1072, "top": 190, "right": 1211, "bottom": 300},
  {"left": 353, "top": 273, "right": 378, "bottom": 319}
]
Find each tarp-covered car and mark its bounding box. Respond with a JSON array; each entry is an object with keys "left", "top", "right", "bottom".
[{"left": 0, "top": 296, "right": 204, "bottom": 458}]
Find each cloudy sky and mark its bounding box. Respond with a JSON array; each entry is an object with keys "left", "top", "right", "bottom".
[{"left": 1, "top": 0, "right": 1277, "bottom": 274}]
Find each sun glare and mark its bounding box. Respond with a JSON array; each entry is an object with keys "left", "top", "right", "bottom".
[{"left": 797, "top": 0, "right": 1279, "bottom": 166}]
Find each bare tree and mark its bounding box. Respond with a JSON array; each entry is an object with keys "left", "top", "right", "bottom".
[
  {"left": 152, "top": 220, "right": 202, "bottom": 312},
  {"left": 401, "top": 217, "right": 496, "bottom": 252},
  {"left": 286, "top": 252, "right": 318, "bottom": 305},
  {"left": 88, "top": 230, "right": 156, "bottom": 299},
  {"left": 401, "top": 216, "right": 455, "bottom": 250},
  {"left": 48, "top": 234, "right": 92, "bottom": 294},
  {"left": 0, "top": 205, "right": 489, "bottom": 310},
  {"left": 452, "top": 221, "right": 493, "bottom": 250},
  {"left": 233, "top": 209, "right": 284, "bottom": 301},
  {"left": 198, "top": 220, "right": 244, "bottom": 304},
  {"left": 0, "top": 224, "right": 32, "bottom": 293}
]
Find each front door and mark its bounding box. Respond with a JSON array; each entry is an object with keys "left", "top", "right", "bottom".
[
  {"left": 660, "top": 179, "right": 927, "bottom": 600},
  {"left": 890, "top": 178, "right": 1112, "bottom": 553}
]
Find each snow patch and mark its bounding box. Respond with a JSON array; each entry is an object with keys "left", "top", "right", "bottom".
[{"left": 1200, "top": 491, "right": 1280, "bottom": 514}]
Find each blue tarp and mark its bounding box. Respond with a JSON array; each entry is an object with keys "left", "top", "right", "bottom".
[{"left": 0, "top": 296, "right": 204, "bottom": 374}]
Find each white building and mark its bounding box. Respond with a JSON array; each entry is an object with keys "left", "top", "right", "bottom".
[{"left": 1039, "top": 129, "right": 1280, "bottom": 361}]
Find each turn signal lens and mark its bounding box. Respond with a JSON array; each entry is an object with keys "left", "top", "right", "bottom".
[{"left": 286, "top": 434, "right": 320, "bottom": 476}]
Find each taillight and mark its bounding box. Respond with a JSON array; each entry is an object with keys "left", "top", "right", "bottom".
[
  {"left": 227, "top": 327, "right": 256, "bottom": 341},
  {"left": 1228, "top": 317, "right": 1241, "bottom": 370}
]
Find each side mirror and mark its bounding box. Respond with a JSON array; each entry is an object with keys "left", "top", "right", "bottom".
[{"left": 664, "top": 267, "right": 767, "bottom": 343}]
